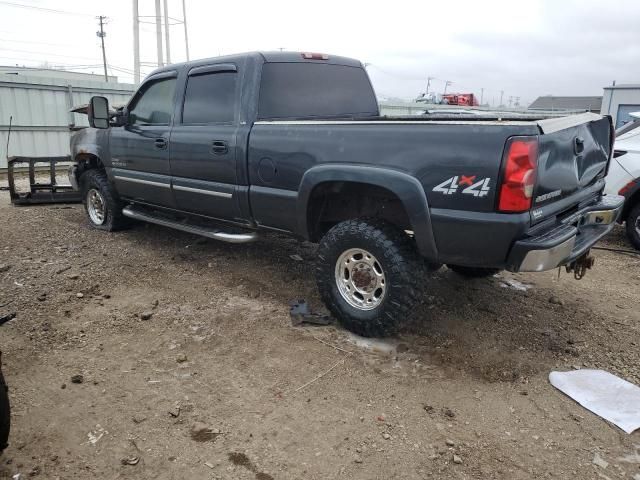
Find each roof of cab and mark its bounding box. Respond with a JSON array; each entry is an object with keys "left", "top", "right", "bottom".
[{"left": 147, "top": 51, "right": 363, "bottom": 77}]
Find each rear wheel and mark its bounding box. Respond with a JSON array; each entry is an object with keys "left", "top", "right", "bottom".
[
  {"left": 316, "top": 218, "right": 426, "bottom": 337},
  {"left": 625, "top": 202, "right": 640, "bottom": 250},
  {"left": 0, "top": 355, "right": 10, "bottom": 454},
  {"left": 447, "top": 265, "right": 500, "bottom": 278},
  {"left": 80, "top": 170, "right": 126, "bottom": 231}
]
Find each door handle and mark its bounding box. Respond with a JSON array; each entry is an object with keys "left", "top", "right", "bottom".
[
  {"left": 210, "top": 140, "right": 229, "bottom": 155},
  {"left": 154, "top": 138, "right": 168, "bottom": 150}
]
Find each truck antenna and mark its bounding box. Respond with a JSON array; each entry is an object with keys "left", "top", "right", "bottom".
[{"left": 5, "top": 115, "right": 11, "bottom": 162}]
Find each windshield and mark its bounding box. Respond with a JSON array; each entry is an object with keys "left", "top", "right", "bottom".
[{"left": 616, "top": 118, "right": 640, "bottom": 137}]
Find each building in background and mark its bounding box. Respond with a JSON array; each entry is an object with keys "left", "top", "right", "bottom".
[
  {"left": 0, "top": 65, "right": 118, "bottom": 83},
  {"left": 0, "top": 66, "right": 135, "bottom": 169},
  {"left": 528, "top": 95, "right": 602, "bottom": 113},
  {"left": 601, "top": 84, "right": 640, "bottom": 129}
]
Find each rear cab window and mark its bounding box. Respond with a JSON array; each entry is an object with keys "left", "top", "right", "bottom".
[
  {"left": 258, "top": 62, "right": 378, "bottom": 120},
  {"left": 182, "top": 69, "right": 238, "bottom": 124}
]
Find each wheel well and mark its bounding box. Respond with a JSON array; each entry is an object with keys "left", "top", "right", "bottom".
[
  {"left": 306, "top": 182, "right": 412, "bottom": 241},
  {"left": 74, "top": 154, "right": 105, "bottom": 181},
  {"left": 622, "top": 189, "right": 640, "bottom": 221}
]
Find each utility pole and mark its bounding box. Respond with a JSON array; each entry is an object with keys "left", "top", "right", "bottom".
[
  {"left": 443, "top": 80, "right": 452, "bottom": 95},
  {"left": 182, "top": 0, "right": 190, "bottom": 61},
  {"left": 508, "top": 96, "right": 513, "bottom": 108},
  {"left": 163, "top": 0, "right": 171, "bottom": 64},
  {"left": 132, "top": 0, "right": 140, "bottom": 84},
  {"left": 96, "top": 16, "right": 108, "bottom": 82},
  {"left": 480, "top": 87, "right": 484, "bottom": 105},
  {"left": 499, "top": 90, "right": 504, "bottom": 107},
  {"left": 155, "top": 0, "right": 164, "bottom": 67}
]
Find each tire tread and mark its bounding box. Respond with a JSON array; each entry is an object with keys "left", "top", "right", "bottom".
[
  {"left": 626, "top": 202, "right": 640, "bottom": 250},
  {"left": 80, "top": 169, "right": 127, "bottom": 231},
  {"left": 316, "top": 218, "right": 426, "bottom": 337}
]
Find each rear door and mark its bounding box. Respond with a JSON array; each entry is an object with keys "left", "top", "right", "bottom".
[
  {"left": 531, "top": 114, "right": 613, "bottom": 222},
  {"left": 110, "top": 72, "right": 177, "bottom": 207},
  {"left": 169, "top": 63, "right": 242, "bottom": 221}
]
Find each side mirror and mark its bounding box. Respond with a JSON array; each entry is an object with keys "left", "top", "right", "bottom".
[
  {"left": 114, "top": 108, "right": 129, "bottom": 127},
  {"left": 88, "top": 96, "right": 110, "bottom": 129}
]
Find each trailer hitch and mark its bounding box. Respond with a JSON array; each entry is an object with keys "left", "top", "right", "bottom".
[{"left": 565, "top": 252, "right": 595, "bottom": 280}]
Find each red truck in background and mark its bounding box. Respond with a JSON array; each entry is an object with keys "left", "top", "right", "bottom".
[{"left": 442, "top": 93, "right": 479, "bottom": 106}]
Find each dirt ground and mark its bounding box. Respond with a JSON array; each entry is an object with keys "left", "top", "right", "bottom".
[{"left": 0, "top": 191, "right": 639, "bottom": 480}]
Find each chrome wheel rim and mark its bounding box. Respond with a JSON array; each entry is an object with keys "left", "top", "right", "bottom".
[
  {"left": 635, "top": 216, "right": 640, "bottom": 237},
  {"left": 87, "top": 188, "right": 106, "bottom": 225},
  {"left": 334, "top": 248, "right": 386, "bottom": 311}
]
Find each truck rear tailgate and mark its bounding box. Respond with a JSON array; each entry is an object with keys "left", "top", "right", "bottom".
[{"left": 531, "top": 113, "right": 614, "bottom": 224}]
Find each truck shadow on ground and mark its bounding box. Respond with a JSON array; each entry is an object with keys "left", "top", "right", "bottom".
[{"left": 120, "top": 221, "right": 590, "bottom": 384}]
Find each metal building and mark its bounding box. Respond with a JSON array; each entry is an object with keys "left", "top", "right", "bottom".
[
  {"left": 601, "top": 83, "right": 640, "bottom": 129},
  {"left": 0, "top": 66, "right": 135, "bottom": 169},
  {"left": 529, "top": 96, "right": 602, "bottom": 114}
]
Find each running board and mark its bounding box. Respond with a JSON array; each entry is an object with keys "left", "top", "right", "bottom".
[{"left": 122, "top": 206, "right": 258, "bottom": 244}]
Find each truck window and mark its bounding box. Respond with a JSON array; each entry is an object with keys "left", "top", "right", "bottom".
[
  {"left": 128, "top": 77, "right": 176, "bottom": 126},
  {"left": 182, "top": 71, "right": 237, "bottom": 124},
  {"left": 257, "top": 63, "right": 378, "bottom": 120}
]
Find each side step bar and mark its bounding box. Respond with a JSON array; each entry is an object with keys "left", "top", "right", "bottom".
[{"left": 122, "top": 206, "right": 258, "bottom": 244}]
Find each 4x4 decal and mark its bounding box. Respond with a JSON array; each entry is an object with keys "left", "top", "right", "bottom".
[{"left": 432, "top": 176, "right": 491, "bottom": 197}]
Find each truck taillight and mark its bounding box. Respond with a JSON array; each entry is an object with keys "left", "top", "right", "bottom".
[
  {"left": 619, "top": 179, "right": 637, "bottom": 196},
  {"left": 498, "top": 137, "right": 538, "bottom": 212},
  {"left": 301, "top": 52, "right": 329, "bottom": 60}
]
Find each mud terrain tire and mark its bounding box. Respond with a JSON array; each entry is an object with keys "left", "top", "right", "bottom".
[
  {"left": 80, "top": 169, "right": 127, "bottom": 231},
  {"left": 316, "top": 218, "right": 426, "bottom": 337},
  {"left": 0, "top": 359, "right": 10, "bottom": 454}
]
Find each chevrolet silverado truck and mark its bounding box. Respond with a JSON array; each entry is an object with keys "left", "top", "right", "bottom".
[{"left": 70, "top": 51, "right": 624, "bottom": 336}]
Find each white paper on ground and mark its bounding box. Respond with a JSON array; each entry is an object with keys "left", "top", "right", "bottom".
[{"left": 549, "top": 369, "right": 640, "bottom": 434}]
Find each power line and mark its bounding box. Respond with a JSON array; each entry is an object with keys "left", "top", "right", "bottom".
[
  {"left": 0, "top": 47, "right": 99, "bottom": 61},
  {"left": 0, "top": 47, "right": 95, "bottom": 60},
  {"left": 0, "top": 37, "right": 78, "bottom": 48},
  {"left": 0, "top": 1, "right": 92, "bottom": 17}
]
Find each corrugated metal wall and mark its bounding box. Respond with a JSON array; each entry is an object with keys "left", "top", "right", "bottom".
[{"left": 0, "top": 74, "right": 134, "bottom": 167}]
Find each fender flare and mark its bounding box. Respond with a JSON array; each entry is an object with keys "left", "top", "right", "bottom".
[
  {"left": 73, "top": 144, "right": 103, "bottom": 164},
  {"left": 297, "top": 165, "right": 438, "bottom": 260}
]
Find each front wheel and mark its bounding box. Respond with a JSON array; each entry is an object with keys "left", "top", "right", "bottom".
[
  {"left": 80, "top": 170, "right": 126, "bottom": 231},
  {"left": 625, "top": 202, "right": 640, "bottom": 250},
  {"left": 316, "top": 219, "right": 426, "bottom": 337}
]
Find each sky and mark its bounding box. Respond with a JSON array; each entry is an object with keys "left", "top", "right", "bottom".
[{"left": 1, "top": 0, "right": 639, "bottom": 106}]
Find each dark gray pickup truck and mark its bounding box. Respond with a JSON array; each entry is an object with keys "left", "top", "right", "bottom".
[{"left": 71, "top": 51, "right": 623, "bottom": 336}]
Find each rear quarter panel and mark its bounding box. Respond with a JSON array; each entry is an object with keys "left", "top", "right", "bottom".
[
  {"left": 248, "top": 121, "right": 538, "bottom": 212},
  {"left": 248, "top": 121, "right": 538, "bottom": 265}
]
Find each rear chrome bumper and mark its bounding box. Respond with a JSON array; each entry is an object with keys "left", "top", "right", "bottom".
[
  {"left": 519, "top": 236, "right": 576, "bottom": 272},
  {"left": 508, "top": 195, "right": 624, "bottom": 272}
]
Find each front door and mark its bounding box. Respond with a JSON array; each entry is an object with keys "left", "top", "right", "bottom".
[
  {"left": 110, "top": 73, "right": 177, "bottom": 207},
  {"left": 169, "top": 64, "right": 242, "bottom": 221}
]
